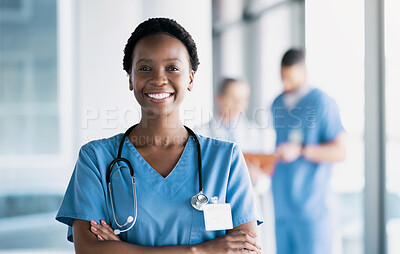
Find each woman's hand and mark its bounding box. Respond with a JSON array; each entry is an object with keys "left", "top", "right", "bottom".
[
  {"left": 192, "top": 229, "right": 262, "bottom": 254},
  {"left": 90, "top": 220, "right": 121, "bottom": 242}
]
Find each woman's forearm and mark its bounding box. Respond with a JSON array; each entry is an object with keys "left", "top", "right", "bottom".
[
  {"left": 76, "top": 240, "right": 194, "bottom": 254},
  {"left": 73, "top": 219, "right": 194, "bottom": 254}
]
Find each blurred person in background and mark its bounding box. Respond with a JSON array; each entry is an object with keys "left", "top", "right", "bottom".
[
  {"left": 196, "top": 78, "right": 276, "bottom": 253},
  {"left": 197, "top": 78, "right": 275, "bottom": 154},
  {"left": 271, "top": 48, "right": 346, "bottom": 254}
]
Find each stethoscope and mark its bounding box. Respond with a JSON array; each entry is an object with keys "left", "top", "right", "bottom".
[{"left": 106, "top": 124, "right": 209, "bottom": 235}]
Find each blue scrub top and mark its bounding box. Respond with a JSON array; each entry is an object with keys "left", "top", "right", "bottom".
[
  {"left": 56, "top": 133, "right": 262, "bottom": 245},
  {"left": 271, "top": 88, "right": 344, "bottom": 220}
]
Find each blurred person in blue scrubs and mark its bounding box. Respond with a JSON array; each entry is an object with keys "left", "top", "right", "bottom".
[
  {"left": 56, "top": 18, "right": 263, "bottom": 254},
  {"left": 271, "top": 49, "right": 346, "bottom": 254},
  {"left": 196, "top": 78, "right": 276, "bottom": 254}
]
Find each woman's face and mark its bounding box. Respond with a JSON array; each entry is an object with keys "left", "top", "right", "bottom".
[{"left": 129, "top": 33, "right": 194, "bottom": 118}]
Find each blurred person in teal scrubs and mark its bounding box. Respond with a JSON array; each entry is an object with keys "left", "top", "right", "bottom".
[{"left": 271, "top": 49, "right": 346, "bottom": 254}]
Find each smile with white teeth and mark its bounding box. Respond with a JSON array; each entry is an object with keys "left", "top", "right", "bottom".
[{"left": 146, "top": 93, "right": 173, "bottom": 100}]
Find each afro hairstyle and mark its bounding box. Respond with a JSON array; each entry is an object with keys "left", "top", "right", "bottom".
[{"left": 123, "top": 17, "right": 200, "bottom": 74}]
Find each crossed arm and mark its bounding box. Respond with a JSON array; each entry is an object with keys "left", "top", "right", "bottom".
[{"left": 73, "top": 219, "right": 261, "bottom": 254}]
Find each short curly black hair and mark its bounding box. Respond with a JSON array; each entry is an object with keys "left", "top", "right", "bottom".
[{"left": 123, "top": 17, "right": 200, "bottom": 74}]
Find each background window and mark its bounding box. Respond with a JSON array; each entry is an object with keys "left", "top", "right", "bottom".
[
  {"left": 0, "top": 0, "right": 72, "bottom": 252},
  {"left": 306, "top": 0, "right": 365, "bottom": 253},
  {"left": 0, "top": 0, "right": 59, "bottom": 155},
  {"left": 385, "top": 0, "right": 400, "bottom": 253}
]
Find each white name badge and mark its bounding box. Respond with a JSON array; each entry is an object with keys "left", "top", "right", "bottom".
[{"left": 203, "top": 203, "right": 233, "bottom": 231}]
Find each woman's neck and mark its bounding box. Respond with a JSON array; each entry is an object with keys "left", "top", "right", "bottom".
[{"left": 130, "top": 111, "right": 188, "bottom": 147}]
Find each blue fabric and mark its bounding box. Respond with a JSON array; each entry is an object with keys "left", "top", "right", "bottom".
[
  {"left": 275, "top": 217, "right": 332, "bottom": 254},
  {"left": 271, "top": 88, "right": 343, "bottom": 253},
  {"left": 56, "top": 133, "right": 262, "bottom": 245}
]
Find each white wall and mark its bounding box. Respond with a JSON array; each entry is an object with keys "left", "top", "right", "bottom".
[
  {"left": 214, "top": 0, "right": 246, "bottom": 79},
  {"left": 141, "top": 0, "right": 213, "bottom": 128},
  {"left": 77, "top": 0, "right": 213, "bottom": 146},
  {"left": 77, "top": 0, "right": 141, "bottom": 144}
]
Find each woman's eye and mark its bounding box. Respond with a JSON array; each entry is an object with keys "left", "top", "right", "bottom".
[
  {"left": 167, "top": 66, "right": 179, "bottom": 71},
  {"left": 138, "top": 66, "right": 151, "bottom": 71}
]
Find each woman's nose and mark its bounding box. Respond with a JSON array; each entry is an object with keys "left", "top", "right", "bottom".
[{"left": 150, "top": 69, "right": 167, "bottom": 86}]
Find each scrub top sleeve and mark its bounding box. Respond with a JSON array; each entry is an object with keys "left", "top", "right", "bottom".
[
  {"left": 226, "top": 144, "right": 263, "bottom": 228},
  {"left": 320, "top": 97, "right": 345, "bottom": 142},
  {"left": 55, "top": 144, "right": 108, "bottom": 242}
]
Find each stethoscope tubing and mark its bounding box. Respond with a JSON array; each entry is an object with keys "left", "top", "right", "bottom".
[{"left": 105, "top": 124, "right": 205, "bottom": 234}]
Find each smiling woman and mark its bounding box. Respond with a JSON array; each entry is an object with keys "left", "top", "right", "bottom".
[
  {"left": 130, "top": 33, "right": 194, "bottom": 117},
  {"left": 55, "top": 18, "right": 263, "bottom": 254}
]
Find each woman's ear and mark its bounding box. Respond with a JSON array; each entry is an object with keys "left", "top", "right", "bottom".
[
  {"left": 129, "top": 74, "right": 133, "bottom": 91},
  {"left": 187, "top": 70, "right": 195, "bottom": 91}
]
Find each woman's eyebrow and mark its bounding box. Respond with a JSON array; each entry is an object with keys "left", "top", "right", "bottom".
[
  {"left": 163, "top": 58, "right": 182, "bottom": 63},
  {"left": 136, "top": 58, "right": 182, "bottom": 64},
  {"left": 136, "top": 58, "right": 152, "bottom": 64}
]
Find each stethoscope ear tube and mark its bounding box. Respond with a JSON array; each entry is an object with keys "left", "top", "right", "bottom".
[
  {"left": 184, "top": 126, "right": 203, "bottom": 193},
  {"left": 106, "top": 125, "right": 137, "bottom": 234},
  {"left": 108, "top": 174, "right": 137, "bottom": 235},
  {"left": 106, "top": 124, "right": 136, "bottom": 184},
  {"left": 106, "top": 158, "right": 135, "bottom": 184}
]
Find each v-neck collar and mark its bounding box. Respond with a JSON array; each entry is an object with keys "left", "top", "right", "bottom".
[{"left": 122, "top": 135, "right": 195, "bottom": 200}]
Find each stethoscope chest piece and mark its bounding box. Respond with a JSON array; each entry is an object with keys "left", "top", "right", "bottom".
[{"left": 191, "top": 191, "right": 209, "bottom": 211}]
